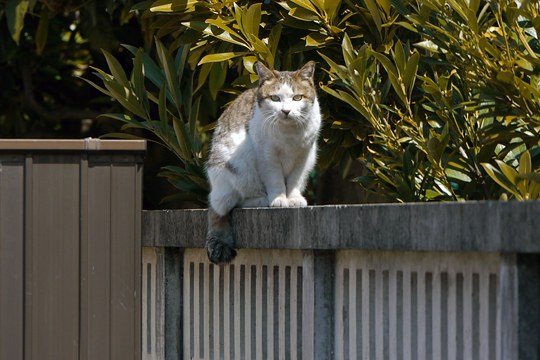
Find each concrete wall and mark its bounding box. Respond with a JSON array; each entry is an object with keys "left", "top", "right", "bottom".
[{"left": 142, "top": 202, "right": 540, "bottom": 360}]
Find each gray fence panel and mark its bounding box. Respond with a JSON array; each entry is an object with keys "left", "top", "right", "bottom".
[
  {"left": 0, "top": 140, "right": 145, "bottom": 360},
  {"left": 26, "top": 155, "right": 81, "bottom": 360},
  {"left": 0, "top": 155, "right": 25, "bottom": 360}
]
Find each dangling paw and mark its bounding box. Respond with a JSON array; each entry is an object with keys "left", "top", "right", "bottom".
[{"left": 206, "top": 232, "right": 237, "bottom": 264}]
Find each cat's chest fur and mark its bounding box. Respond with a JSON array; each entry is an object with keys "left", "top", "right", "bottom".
[{"left": 249, "top": 103, "right": 320, "bottom": 174}]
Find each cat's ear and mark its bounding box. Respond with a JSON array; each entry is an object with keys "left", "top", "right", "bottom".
[
  {"left": 255, "top": 62, "right": 275, "bottom": 83},
  {"left": 297, "top": 61, "right": 316, "bottom": 80}
]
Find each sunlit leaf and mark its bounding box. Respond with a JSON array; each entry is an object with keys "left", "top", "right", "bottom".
[
  {"left": 198, "top": 52, "right": 247, "bottom": 65},
  {"left": 6, "top": 0, "right": 29, "bottom": 44}
]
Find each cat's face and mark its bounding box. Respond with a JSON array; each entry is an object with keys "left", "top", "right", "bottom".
[{"left": 255, "top": 62, "right": 317, "bottom": 124}]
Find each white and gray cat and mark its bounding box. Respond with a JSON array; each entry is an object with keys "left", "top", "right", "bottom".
[{"left": 206, "top": 61, "right": 321, "bottom": 264}]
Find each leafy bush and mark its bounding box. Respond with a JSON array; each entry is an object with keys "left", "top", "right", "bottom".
[
  {"left": 90, "top": 0, "right": 540, "bottom": 204},
  {"left": 0, "top": 0, "right": 143, "bottom": 137}
]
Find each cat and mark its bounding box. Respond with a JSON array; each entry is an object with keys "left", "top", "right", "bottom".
[{"left": 205, "top": 61, "right": 321, "bottom": 264}]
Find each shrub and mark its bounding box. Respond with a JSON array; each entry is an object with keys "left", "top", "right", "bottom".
[{"left": 89, "top": 0, "right": 540, "bottom": 204}]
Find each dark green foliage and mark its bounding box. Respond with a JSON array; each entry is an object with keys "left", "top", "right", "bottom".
[
  {"left": 0, "top": 0, "right": 143, "bottom": 137},
  {"left": 91, "top": 0, "right": 540, "bottom": 203}
]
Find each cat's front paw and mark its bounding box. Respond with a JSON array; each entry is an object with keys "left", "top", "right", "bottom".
[
  {"left": 288, "top": 194, "right": 308, "bottom": 207},
  {"left": 206, "top": 232, "right": 237, "bottom": 264},
  {"left": 270, "top": 194, "right": 289, "bottom": 207}
]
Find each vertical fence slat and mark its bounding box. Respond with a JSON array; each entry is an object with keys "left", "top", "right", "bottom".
[
  {"left": 389, "top": 269, "right": 397, "bottom": 360},
  {"left": 29, "top": 157, "right": 80, "bottom": 360},
  {"left": 183, "top": 259, "right": 191, "bottom": 359},
  {"left": 349, "top": 262, "right": 357, "bottom": 360},
  {"left": 193, "top": 261, "right": 200, "bottom": 359},
  {"left": 214, "top": 264, "right": 221, "bottom": 360},
  {"left": 224, "top": 265, "right": 231, "bottom": 360},
  {"left": 463, "top": 270, "right": 473, "bottom": 359},
  {"left": 256, "top": 265, "right": 263, "bottom": 360},
  {"left": 291, "top": 265, "right": 298, "bottom": 360},
  {"left": 417, "top": 271, "right": 426, "bottom": 360},
  {"left": 447, "top": 271, "right": 457, "bottom": 360},
  {"left": 204, "top": 263, "right": 210, "bottom": 359},
  {"left": 234, "top": 264, "right": 242, "bottom": 360},
  {"left": 84, "top": 161, "right": 112, "bottom": 360},
  {"left": 479, "top": 272, "right": 490, "bottom": 360},
  {"left": 432, "top": 269, "right": 442, "bottom": 360},
  {"left": 335, "top": 261, "right": 344, "bottom": 360},
  {"left": 302, "top": 252, "right": 314, "bottom": 360},
  {"left": 110, "top": 162, "right": 138, "bottom": 360},
  {"left": 362, "top": 266, "right": 370, "bottom": 359},
  {"left": 403, "top": 269, "right": 412, "bottom": 360},
  {"left": 375, "top": 268, "right": 384, "bottom": 360},
  {"left": 0, "top": 158, "right": 24, "bottom": 360},
  {"left": 245, "top": 264, "right": 252, "bottom": 360},
  {"left": 279, "top": 265, "right": 286, "bottom": 360}
]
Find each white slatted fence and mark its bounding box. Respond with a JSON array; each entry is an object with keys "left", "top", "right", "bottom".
[
  {"left": 334, "top": 251, "right": 501, "bottom": 360},
  {"left": 143, "top": 248, "right": 512, "bottom": 360}
]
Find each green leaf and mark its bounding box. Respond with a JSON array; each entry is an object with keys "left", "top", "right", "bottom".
[
  {"left": 205, "top": 18, "right": 249, "bottom": 48},
  {"left": 403, "top": 51, "right": 419, "bottom": 99},
  {"left": 158, "top": 84, "right": 168, "bottom": 134},
  {"left": 243, "top": 3, "right": 262, "bottom": 38},
  {"left": 6, "top": 0, "right": 29, "bottom": 44},
  {"left": 209, "top": 62, "right": 227, "bottom": 100},
  {"left": 155, "top": 37, "right": 182, "bottom": 111},
  {"left": 481, "top": 163, "right": 521, "bottom": 199},
  {"left": 364, "top": 0, "right": 383, "bottom": 36},
  {"left": 289, "top": 0, "right": 319, "bottom": 14},
  {"left": 132, "top": 49, "right": 150, "bottom": 118},
  {"left": 495, "top": 160, "right": 518, "bottom": 184},
  {"left": 100, "top": 132, "right": 147, "bottom": 140},
  {"left": 268, "top": 24, "right": 282, "bottom": 68},
  {"left": 35, "top": 6, "right": 49, "bottom": 55},
  {"left": 175, "top": 43, "right": 190, "bottom": 85},
  {"left": 102, "top": 50, "right": 130, "bottom": 87},
  {"left": 122, "top": 44, "right": 166, "bottom": 89},
  {"left": 289, "top": 6, "right": 320, "bottom": 22},
  {"left": 100, "top": 113, "right": 136, "bottom": 123},
  {"left": 198, "top": 52, "right": 246, "bottom": 65},
  {"left": 150, "top": 0, "right": 199, "bottom": 12},
  {"left": 305, "top": 32, "right": 332, "bottom": 47},
  {"left": 518, "top": 151, "right": 531, "bottom": 175},
  {"left": 80, "top": 77, "right": 111, "bottom": 97}
]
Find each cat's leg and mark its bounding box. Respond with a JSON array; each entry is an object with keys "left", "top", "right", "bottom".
[
  {"left": 206, "top": 167, "right": 241, "bottom": 264},
  {"left": 285, "top": 145, "right": 317, "bottom": 207},
  {"left": 258, "top": 154, "right": 289, "bottom": 207},
  {"left": 206, "top": 208, "right": 237, "bottom": 264},
  {"left": 242, "top": 196, "right": 269, "bottom": 207}
]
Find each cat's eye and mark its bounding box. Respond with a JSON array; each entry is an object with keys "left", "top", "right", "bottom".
[
  {"left": 292, "top": 94, "right": 303, "bottom": 101},
  {"left": 270, "top": 95, "right": 280, "bottom": 102}
]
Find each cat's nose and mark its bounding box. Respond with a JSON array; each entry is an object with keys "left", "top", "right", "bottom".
[{"left": 281, "top": 109, "right": 291, "bottom": 116}]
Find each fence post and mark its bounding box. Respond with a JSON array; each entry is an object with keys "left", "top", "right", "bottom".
[
  {"left": 164, "top": 247, "right": 183, "bottom": 360},
  {"left": 303, "top": 250, "right": 338, "bottom": 359},
  {"left": 517, "top": 254, "right": 540, "bottom": 359}
]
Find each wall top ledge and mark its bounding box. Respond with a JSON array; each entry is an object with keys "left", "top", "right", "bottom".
[
  {"left": 142, "top": 201, "right": 540, "bottom": 253},
  {"left": 0, "top": 138, "right": 146, "bottom": 152}
]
